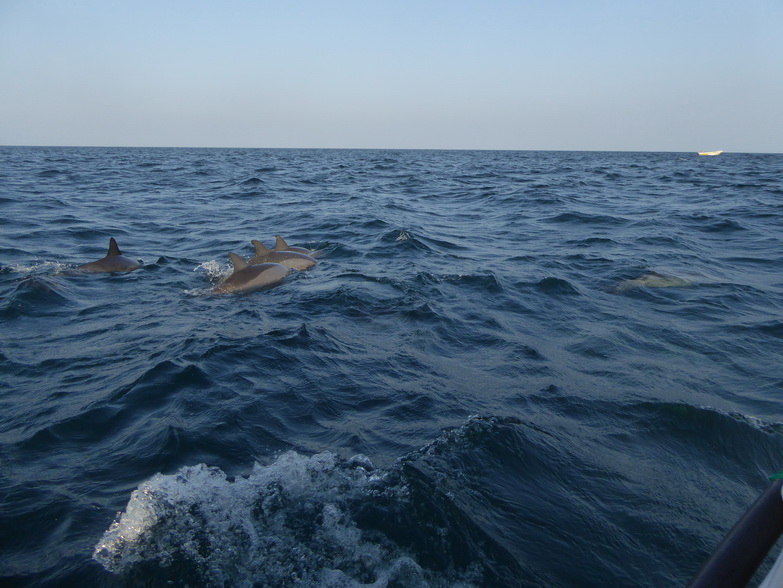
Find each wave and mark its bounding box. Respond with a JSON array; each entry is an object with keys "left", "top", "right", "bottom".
[
  {"left": 365, "top": 229, "right": 435, "bottom": 257},
  {"left": 569, "top": 237, "right": 619, "bottom": 247},
  {"left": 544, "top": 211, "right": 629, "bottom": 226},
  {"left": 622, "top": 402, "right": 783, "bottom": 465},
  {"left": 37, "top": 168, "right": 70, "bottom": 177},
  {"left": 93, "top": 450, "right": 488, "bottom": 587},
  {"left": 0, "top": 275, "right": 76, "bottom": 319},
  {"left": 85, "top": 401, "right": 783, "bottom": 587},
  {"left": 704, "top": 219, "right": 747, "bottom": 233},
  {"left": 416, "top": 271, "right": 504, "bottom": 293},
  {"left": 531, "top": 276, "right": 581, "bottom": 295},
  {"left": 728, "top": 320, "right": 783, "bottom": 339}
]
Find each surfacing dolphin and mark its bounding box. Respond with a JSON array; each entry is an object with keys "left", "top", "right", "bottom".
[
  {"left": 249, "top": 240, "right": 317, "bottom": 270},
  {"left": 613, "top": 271, "right": 694, "bottom": 293},
  {"left": 212, "top": 253, "right": 289, "bottom": 295},
  {"left": 78, "top": 238, "right": 141, "bottom": 273},
  {"left": 274, "top": 235, "right": 312, "bottom": 255}
]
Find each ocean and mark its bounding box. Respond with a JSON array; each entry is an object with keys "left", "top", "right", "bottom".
[{"left": 1, "top": 147, "right": 782, "bottom": 587}]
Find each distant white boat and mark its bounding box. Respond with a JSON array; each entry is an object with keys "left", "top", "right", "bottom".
[{"left": 698, "top": 150, "right": 723, "bottom": 156}]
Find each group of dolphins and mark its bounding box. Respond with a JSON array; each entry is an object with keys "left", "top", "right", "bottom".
[
  {"left": 78, "top": 236, "right": 701, "bottom": 296},
  {"left": 78, "top": 235, "right": 318, "bottom": 294}
]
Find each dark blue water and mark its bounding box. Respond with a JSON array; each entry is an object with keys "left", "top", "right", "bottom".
[{"left": 1, "top": 147, "right": 782, "bottom": 587}]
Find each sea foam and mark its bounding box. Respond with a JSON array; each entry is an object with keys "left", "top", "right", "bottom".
[{"left": 93, "top": 451, "right": 445, "bottom": 587}]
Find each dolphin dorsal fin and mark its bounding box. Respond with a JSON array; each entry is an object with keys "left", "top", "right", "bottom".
[
  {"left": 107, "top": 237, "right": 122, "bottom": 257},
  {"left": 228, "top": 253, "right": 248, "bottom": 271},
  {"left": 251, "top": 240, "right": 273, "bottom": 257},
  {"left": 274, "top": 235, "right": 290, "bottom": 251}
]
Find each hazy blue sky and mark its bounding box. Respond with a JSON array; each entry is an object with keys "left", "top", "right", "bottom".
[{"left": 1, "top": 0, "right": 781, "bottom": 152}]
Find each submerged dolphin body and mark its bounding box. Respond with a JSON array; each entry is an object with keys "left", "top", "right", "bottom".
[
  {"left": 274, "top": 235, "right": 311, "bottom": 255},
  {"left": 78, "top": 238, "right": 141, "bottom": 273},
  {"left": 249, "top": 240, "right": 317, "bottom": 270},
  {"left": 613, "top": 272, "right": 694, "bottom": 293},
  {"left": 212, "top": 253, "right": 289, "bottom": 294}
]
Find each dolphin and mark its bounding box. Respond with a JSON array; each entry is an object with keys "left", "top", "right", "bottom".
[
  {"left": 613, "top": 272, "right": 694, "bottom": 293},
  {"left": 78, "top": 238, "right": 141, "bottom": 273},
  {"left": 212, "top": 253, "right": 289, "bottom": 294},
  {"left": 249, "top": 240, "right": 317, "bottom": 270},
  {"left": 274, "top": 235, "right": 312, "bottom": 255}
]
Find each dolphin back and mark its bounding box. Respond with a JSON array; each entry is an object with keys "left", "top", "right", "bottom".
[
  {"left": 78, "top": 238, "right": 141, "bottom": 273},
  {"left": 248, "top": 250, "right": 317, "bottom": 270},
  {"left": 213, "top": 262, "right": 289, "bottom": 294},
  {"left": 274, "top": 235, "right": 311, "bottom": 255}
]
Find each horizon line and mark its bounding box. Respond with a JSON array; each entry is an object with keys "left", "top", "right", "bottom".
[{"left": 1, "top": 144, "right": 777, "bottom": 155}]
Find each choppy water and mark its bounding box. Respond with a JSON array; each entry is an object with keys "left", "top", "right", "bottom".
[{"left": 1, "top": 147, "right": 782, "bottom": 587}]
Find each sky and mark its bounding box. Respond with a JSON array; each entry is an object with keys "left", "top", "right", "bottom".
[{"left": 1, "top": 0, "right": 781, "bottom": 152}]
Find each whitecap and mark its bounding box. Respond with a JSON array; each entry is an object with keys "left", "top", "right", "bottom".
[{"left": 92, "top": 451, "right": 446, "bottom": 587}]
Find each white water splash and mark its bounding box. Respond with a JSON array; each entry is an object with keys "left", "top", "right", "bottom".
[
  {"left": 7, "top": 260, "right": 72, "bottom": 274},
  {"left": 92, "top": 451, "right": 452, "bottom": 587},
  {"left": 194, "top": 259, "right": 230, "bottom": 281}
]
